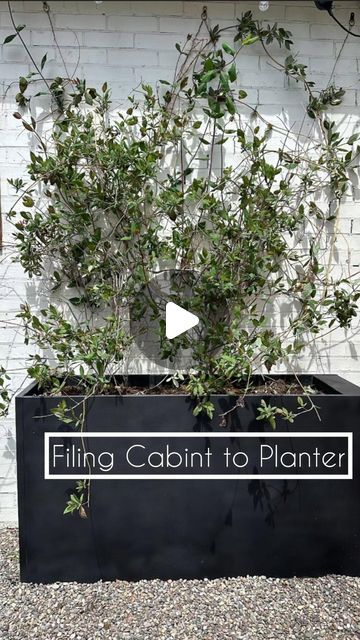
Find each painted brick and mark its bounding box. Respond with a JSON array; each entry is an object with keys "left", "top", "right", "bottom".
[
  {"left": 310, "top": 57, "right": 357, "bottom": 75},
  {"left": 79, "top": 64, "right": 134, "bottom": 83},
  {"left": 333, "top": 74, "right": 359, "bottom": 90},
  {"left": 310, "top": 24, "right": 347, "bottom": 40},
  {"left": 331, "top": 7, "right": 360, "bottom": 29},
  {"left": 2, "top": 45, "right": 28, "bottom": 62},
  {"left": 184, "top": 2, "right": 235, "bottom": 19},
  {"left": 55, "top": 13, "right": 106, "bottom": 30},
  {"left": 17, "top": 1, "right": 64, "bottom": 11},
  {"left": 158, "top": 50, "right": 180, "bottom": 68},
  {"left": 292, "top": 40, "right": 334, "bottom": 57},
  {"left": 31, "top": 29, "right": 82, "bottom": 47},
  {"left": 108, "top": 81, "right": 138, "bottom": 99},
  {"left": 134, "top": 66, "right": 173, "bottom": 85},
  {"left": 131, "top": 2, "right": 183, "bottom": 16},
  {"left": 0, "top": 0, "right": 24, "bottom": 9},
  {"left": 106, "top": 15, "right": 157, "bottom": 32},
  {"left": 336, "top": 219, "right": 352, "bottom": 234},
  {"left": 0, "top": 11, "right": 49, "bottom": 28},
  {"left": 0, "top": 327, "right": 27, "bottom": 344},
  {"left": 240, "top": 70, "right": 285, "bottom": 88},
  {"left": 238, "top": 55, "right": 260, "bottom": 72},
  {"left": 107, "top": 48, "right": 157, "bottom": 67},
  {"left": 285, "top": 6, "right": 331, "bottom": 24},
  {"left": 236, "top": 2, "right": 286, "bottom": 21},
  {"left": 2, "top": 147, "right": 29, "bottom": 164},
  {"left": 0, "top": 509, "right": 17, "bottom": 525},
  {"left": 259, "top": 55, "right": 309, "bottom": 72},
  {"left": 73, "top": 1, "right": 131, "bottom": 14},
  {"left": 83, "top": 30, "right": 133, "bottom": 48},
  {"left": 0, "top": 493, "right": 16, "bottom": 509},
  {"left": 159, "top": 17, "right": 202, "bottom": 33},
  {"left": 59, "top": 46, "right": 107, "bottom": 65},
  {"left": 0, "top": 63, "right": 29, "bottom": 78},
  {"left": 277, "top": 21, "right": 310, "bottom": 39},
  {"left": 335, "top": 42, "right": 360, "bottom": 58},
  {"left": 258, "top": 88, "right": 309, "bottom": 105},
  {"left": 134, "top": 33, "right": 177, "bottom": 50},
  {"left": 0, "top": 28, "right": 31, "bottom": 46},
  {"left": 352, "top": 219, "right": 360, "bottom": 234}
]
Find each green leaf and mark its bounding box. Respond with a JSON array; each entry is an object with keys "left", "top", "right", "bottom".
[
  {"left": 222, "top": 42, "right": 235, "bottom": 56},
  {"left": 22, "top": 120, "right": 34, "bottom": 132},
  {"left": 219, "top": 71, "right": 230, "bottom": 92},
  {"left": 19, "top": 77, "right": 28, "bottom": 93},
  {"left": 3, "top": 33, "right": 17, "bottom": 44},
  {"left": 241, "top": 35, "right": 259, "bottom": 46},
  {"left": 40, "top": 53, "right": 47, "bottom": 71},
  {"left": 228, "top": 63, "right": 237, "bottom": 83},
  {"left": 22, "top": 195, "right": 34, "bottom": 207},
  {"left": 225, "top": 96, "right": 236, "bottom": 115},
  {"left": 347, "top": 133, "right": 359, "bottom": 145},
  {"left": 201, "top": 70, "right": 218, "bottom": 84}
]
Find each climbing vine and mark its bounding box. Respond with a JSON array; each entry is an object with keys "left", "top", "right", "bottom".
[{"left": 1, "top": 6, "right": 360, "bottom": 515}]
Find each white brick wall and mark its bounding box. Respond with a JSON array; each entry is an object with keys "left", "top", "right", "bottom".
[{"left": 0, "top": 0, "right": 360, "bottom": 523}]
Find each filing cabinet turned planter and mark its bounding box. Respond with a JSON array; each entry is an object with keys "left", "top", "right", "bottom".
[{"left": 16, "top": 374, "right": 360, "bottom": 583}]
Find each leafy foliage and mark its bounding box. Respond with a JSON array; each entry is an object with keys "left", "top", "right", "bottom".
[{"left": 2, "top": 11, "right": 360, "bottom": 433}]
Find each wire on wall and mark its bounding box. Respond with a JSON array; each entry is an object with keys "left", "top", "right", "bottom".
[{"left": 314, "top": 0, "right": 360, "bottom": 37}]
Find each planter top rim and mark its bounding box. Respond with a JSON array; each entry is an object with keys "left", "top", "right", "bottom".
[{"left": 16, "top": 374, "right": 360, "bottom": 398}]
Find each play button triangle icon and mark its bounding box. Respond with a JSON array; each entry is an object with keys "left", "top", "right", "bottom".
[{"left": 165, "top": 302, "right": 199, "bottom": 340}]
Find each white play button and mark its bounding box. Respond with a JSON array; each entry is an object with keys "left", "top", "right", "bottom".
[{"left": 165, "top": 302, "right": 199, "bottom": 340}]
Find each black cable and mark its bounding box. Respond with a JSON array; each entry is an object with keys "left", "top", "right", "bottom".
[{"left": 328, "top": 9, "right": 360, "bottom": 37}]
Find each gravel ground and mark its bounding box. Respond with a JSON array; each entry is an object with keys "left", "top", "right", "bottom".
[{"left": 0, "top": 528, "right": 359, "bottom": 640}]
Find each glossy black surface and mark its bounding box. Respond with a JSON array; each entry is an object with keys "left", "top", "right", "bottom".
[{"left": 16, "top": 374, "right": 360, "bottom": 582}]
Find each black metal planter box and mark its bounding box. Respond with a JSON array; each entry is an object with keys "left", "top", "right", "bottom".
[{"left": 16, "top": 374, "right": 360, "bottom": 583}]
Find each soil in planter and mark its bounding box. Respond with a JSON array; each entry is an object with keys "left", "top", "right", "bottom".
[{"left": 41, "top": 377, "right": 320, "bottom": 397}]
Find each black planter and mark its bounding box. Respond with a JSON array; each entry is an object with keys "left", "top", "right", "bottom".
[{"left": 16, "top": 374, "right": 360, "bottom": 583}]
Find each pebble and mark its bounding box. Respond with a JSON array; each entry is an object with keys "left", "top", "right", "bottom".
[{"left": 0, "top": 527, "right": 359, "bottom": 639}]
